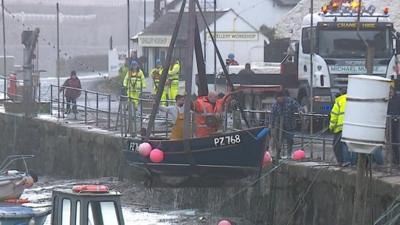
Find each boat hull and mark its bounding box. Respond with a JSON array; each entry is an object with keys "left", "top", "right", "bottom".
[
  {"left": 0, "top": 174, "right": 28, "bottom": 201},
  {"left": 123, "top": 127, "right": 268, "bottom": 186}
]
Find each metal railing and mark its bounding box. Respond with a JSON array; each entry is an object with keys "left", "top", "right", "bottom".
[
  {"left": 116, "top": 95, "right": 182, "bottom": 138},
  {"left": 3, "top": 76, "right": 400, "bottom": 171},
  {"left": 50, "top": 84, "right": 112, "bottom": 129}
]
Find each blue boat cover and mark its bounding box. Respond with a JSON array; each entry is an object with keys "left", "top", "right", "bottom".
[{"left": 0, "top": 205, "right": 34, "bottom": 217}]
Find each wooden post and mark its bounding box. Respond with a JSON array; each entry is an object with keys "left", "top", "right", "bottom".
[{"left": 352, "top": 154, "right": 367, "bottom": 225}]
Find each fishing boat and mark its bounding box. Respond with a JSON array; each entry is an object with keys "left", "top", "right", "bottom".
[
  {"left": 123, "top": 0, "right": 269, "bottom": 187},
  {"left": 124, "top": 127, "right": 268, "bottom": 186}
]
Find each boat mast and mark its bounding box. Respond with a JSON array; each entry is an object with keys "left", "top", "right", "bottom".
[
  {"left": 145, "top": 0, "right": 187, "bottom": 140},
  {"left": 182, "top": 0, "right": 196, "bottom": 140},
  {"left": 195, "top": 1, "right": 250, "bottom": 128}
]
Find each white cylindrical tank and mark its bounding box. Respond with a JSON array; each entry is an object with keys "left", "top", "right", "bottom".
[{"left": 342, "top": 75, "right": 391, "bottom": 154}]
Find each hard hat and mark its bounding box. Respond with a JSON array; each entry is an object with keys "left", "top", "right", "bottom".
[
  {"left": 130, "top": 61, "right": 139, "bottom": 69},
  {"left": 228, "top": 53, "right": 235, "bottom": 59}
]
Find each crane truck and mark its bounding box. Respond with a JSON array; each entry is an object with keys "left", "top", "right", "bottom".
[
  {"left": 283, "top": 0, "right": 400, "bottom": 115},
  {"left": 212, "top": 0, "right": 400, "bottom": 128}
]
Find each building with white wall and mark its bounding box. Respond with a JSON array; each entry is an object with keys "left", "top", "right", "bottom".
[{"left": 136, "top": 9, "right": 269, "bottom": 76}]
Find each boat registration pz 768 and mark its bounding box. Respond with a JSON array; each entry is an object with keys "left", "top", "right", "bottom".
[{"left": 213, "top": 134, "right": 241, "bottom": 147}]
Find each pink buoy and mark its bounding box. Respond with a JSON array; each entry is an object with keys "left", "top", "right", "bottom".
[
  {"left": 292, "top": 149, "right": 306, "bottom": 161},
  {"left": 138, "top": 142, "right": 152, "bottom": 157},
  {"left": 150, "top": 149, "right": 164, "bottom": 163},
  {"left": 218, "top": 220, "right": 232, "bottom": 225},
  {"left": 262, "top": 151, "right": 272, "bottom": 167}
]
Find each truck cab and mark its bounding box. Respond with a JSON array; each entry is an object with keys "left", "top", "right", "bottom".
[{"left": 293, "top": 3, "right": 399, "bottom": 114}]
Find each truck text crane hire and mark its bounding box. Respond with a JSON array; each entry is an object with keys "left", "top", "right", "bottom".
[{"left": 282, "top": 0, "right": 400, "bottom": 114}]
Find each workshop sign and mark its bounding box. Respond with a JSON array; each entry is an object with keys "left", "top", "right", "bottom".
[{"left": 207, "top": 32, "right": 259, "bottom": 41}]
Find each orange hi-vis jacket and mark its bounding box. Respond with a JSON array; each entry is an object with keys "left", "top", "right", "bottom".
[{"left": 193, "top": 96, "right": 225, "bottom": 138}]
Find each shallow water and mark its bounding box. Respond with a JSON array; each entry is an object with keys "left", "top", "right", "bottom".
[{"left": 20, "top": 177, "right": 230, "bottom": 225}]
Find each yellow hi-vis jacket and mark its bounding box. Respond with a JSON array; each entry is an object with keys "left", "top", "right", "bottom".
[
  {"left": 168, "top": 61, "right": 181, "bottom": 100},
  {"left": 168, "top": 61, "right": 180, "bottom": 81},
  {"left": 123, "top": 69, "right": 146, "bottom": 103},
  {"left": 329, "top": 94, "right": 347, "bottom": 133},
  {"left": 151, "top": 67, "right": 163, "bottom": 93},
  {"left": 151, "top": 66, "right": 167, "bottom": 105}
]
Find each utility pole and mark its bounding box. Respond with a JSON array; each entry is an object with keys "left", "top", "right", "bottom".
[
  {"left": 21, "top": 28, "right": 39, "bottom": 117},
  {"left": 154, "top": 0, "right": 161, "bottom": 21},
  {"left": 2, "top": 0, "right": 6, "bottom": 100},
  {"left": 56, "top": 2, "right": 60, "bottom": 118},
  {"left": 213, "top": 0, "right": 216, "bottom": 91},
  {"left": 144, "top": 0, "right": 146, "bottom": 29},
  {"left": 127, "top": 0, "right": 131, "bottom": 59},
  {"left": 203, "top": 0, "right": 206, "bottom": 62},
  {"left": 309, "top": 0, "right": 314, "bottom": 155}
]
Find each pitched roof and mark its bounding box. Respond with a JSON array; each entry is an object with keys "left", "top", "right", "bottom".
[{"left": 140, "top": 10, "right": 228, "bottom": 39}]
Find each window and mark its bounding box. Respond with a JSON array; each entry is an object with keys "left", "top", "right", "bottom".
[
  {"left": 61, "top": 199, "right": 71, "bottom": 225},
  {"left": 302, "top": 27, "right": 317, "bottom": 54},
  {"left": 318, "top": 29, "right": 392, "bottom": 58},
  {"left": 76, "top": 201, "right": 81, "bottom": 225},
  {"left": 88, "top": 201, "right": 120, "bottom": 225}
]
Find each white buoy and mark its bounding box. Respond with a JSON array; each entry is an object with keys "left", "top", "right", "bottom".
[{"left": 342, "top": 75, "right": 391, "bottom": 154}]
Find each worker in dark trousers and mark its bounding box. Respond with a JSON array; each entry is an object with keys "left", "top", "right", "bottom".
[
  {"left": 270, "top": 91, "right": 301, "bottom": 158},
  {"left": 388, "top": 85, "right": 400, "bottom": 165}
]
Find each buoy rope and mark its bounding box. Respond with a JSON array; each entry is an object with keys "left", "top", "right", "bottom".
[
  {"left": 373, "top": 186, "right": 400, "bottom": 224},
  {"left": 277, "top": 126, "right": 330, "bottom": 149},
  {"left": 283, "top": 166, "right": 327, "bottom": 225},
  {"left": 210, "top": 160, "right": 286, "bottom": 213}
]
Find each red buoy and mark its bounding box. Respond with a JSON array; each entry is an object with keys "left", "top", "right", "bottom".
[
  {"left": 262, "top": 151, "right": 272, "bottom": 167},
  {"left": 149, "top": 149, "right": 164, "bottom": 163},
  {"left": 138, "top": 142, "right": 152, "bottom": 157},
  {"left": 292, "top": 149, "right": 306, "bottom": 161},
  {"left": 218, "top": 220, "right": 232, "bottom": 225}
]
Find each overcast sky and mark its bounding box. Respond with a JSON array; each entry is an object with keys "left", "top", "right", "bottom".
[{"left": 5, "top": 0, "right": 151, "bottom": 6}]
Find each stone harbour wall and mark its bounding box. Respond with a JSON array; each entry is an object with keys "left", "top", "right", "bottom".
[{"left": 0, "top": 112, "right": 123, "bottom": 178}]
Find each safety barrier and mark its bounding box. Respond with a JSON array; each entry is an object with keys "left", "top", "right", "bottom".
[
  {"left": 116, "top": 95, "right": 184, "bottom": 138},
  {"left": 3, "top": 76, "right": 400, "bottom": 171},
  {"left": 50, "top": 84, "right": 112, "bottom": 129}
]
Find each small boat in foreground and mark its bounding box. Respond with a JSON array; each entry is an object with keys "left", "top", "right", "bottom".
[
  {"left": 0, "top": 172, "right": 31, "bottom": 201},
  {"left": 0, "top": 203, "right": 51, "bottom": 225},
  {"left": 0, "top": 155, "right": 37, "bottom": 201},
  {"left": 51, "top": 184, "right": 125, "bottom": 225}
]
